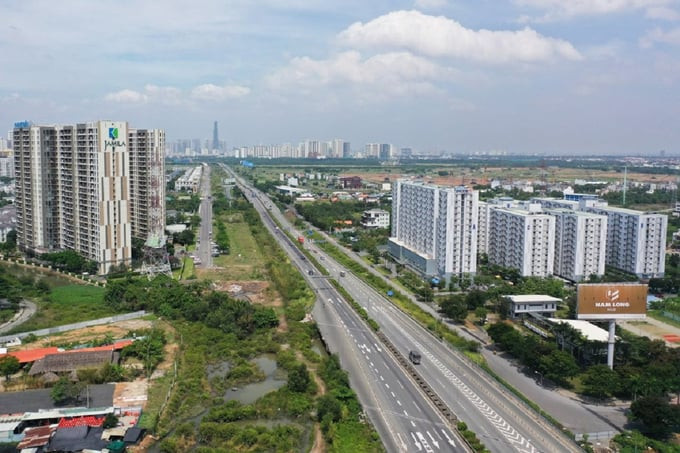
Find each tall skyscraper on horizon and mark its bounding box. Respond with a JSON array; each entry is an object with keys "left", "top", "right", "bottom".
[
  {"left": 212, "top": 120, "right": 219, "bottom": 151},
  {"left": 13, "top": 120, "right": 165, "bottom": 274}
]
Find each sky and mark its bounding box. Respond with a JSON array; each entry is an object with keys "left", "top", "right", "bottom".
[{"left": 1, "top": 0, "right": 680, "bottom": 155}]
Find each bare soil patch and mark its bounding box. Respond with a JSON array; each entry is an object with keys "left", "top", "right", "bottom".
[{"left": 12, "top": 319, "right": 154, "bottom": 351}]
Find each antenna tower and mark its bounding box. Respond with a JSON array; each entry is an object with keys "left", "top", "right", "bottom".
[{"left": 141, "top": 148, "right": 172, "bottom": 279}]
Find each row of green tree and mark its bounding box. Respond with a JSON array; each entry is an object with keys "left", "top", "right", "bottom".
[
  {"left": 105, "top": 276, "right": 278, "bottom": 339},
  {"left": 40, "top": 250, "right": 98, "bottom": 274},
  {"left": 488, "top": 322, "right": 680, "bottom": 439},
  {"left": 296, "top": 200, "right": 384, "bottom": 232}
]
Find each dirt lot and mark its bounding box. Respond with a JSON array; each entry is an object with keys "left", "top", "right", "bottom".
[
  {"left": 11, "top": 319, "right": 154, "bottom": 351},
  {"left": 343, "top": 167, "right": 670, "bottom": 187}
]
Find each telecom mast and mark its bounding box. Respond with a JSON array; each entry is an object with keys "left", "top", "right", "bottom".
[{"left": 141, "top": 150, "right": 172, "bottom": 279}]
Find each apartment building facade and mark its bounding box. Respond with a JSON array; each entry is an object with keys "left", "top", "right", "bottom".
[
  {"left": 13, "top": 121, "right": 165, "bottom": 274},
  {"left": 549, "top": 209, "right": 607, "bottom": 282},
  {"left": 586, "top": 205, "right": 667, "bottom": 278},
  {"left": 389, "top": 180, "right": 478, "bottom": 279},
  {"left": 488, "top": 208, "right": 555, "bottom": 277}
]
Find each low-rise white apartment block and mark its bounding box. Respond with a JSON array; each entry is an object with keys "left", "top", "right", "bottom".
[
  {"left": 586, "top": 205, "right": 667, "bottom": 278},
  {"left": 488, "top": 207, "right": 555, "bottom": 277},
  {"left": 13, "top": 120, "right": 164, "bottom": 274},
  {"left": 361, "top": 209, "right": 390, "bottom": 229},
  {"left": 548, "top": 209, "right": 607, "bottom": 282},
  {"left": 388, "top": 180, "right": 478, "bottom": 279}
]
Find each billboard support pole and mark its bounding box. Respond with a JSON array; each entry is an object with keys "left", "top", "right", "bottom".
[{"left": 607, "top": 320, "right": 616, "bottom": 369}]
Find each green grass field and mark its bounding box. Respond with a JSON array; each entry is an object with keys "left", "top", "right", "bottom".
[
  {"left": 199, "top": 214, "right": 267, "bottom": 281},
  {"left": 10, "top": 284, "right": 120, "bottom": 333}
]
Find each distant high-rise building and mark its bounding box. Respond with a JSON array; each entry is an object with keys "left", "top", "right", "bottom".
[
  {"left": 400, "top": 148, "right": 413, "bottom": 159},
  {"left": 342, "top": 142, "right": 351, "bottom": 158},
  {"left": 13, "top": 120, "right": 165, "bottom": 274},
  {"left": 389, "top": 180, "right": 478, "bottom": 279},
  {"left": 365, "top": 143, "right": 379, "bottom": 158},
  {"left": 212, "top": 121, "right": 220, "bottom": 151},
  {"left": 379, "top": 144, "right": 391, "bottom": 160}
]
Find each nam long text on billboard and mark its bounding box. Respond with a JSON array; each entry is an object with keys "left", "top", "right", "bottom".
[{"left": 577, "top": 283, "right": 647, "bottom": 320}]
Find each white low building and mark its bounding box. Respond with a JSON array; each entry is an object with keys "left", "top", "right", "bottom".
[
  {"left": 361, "top": 209, "right": 390, "bottom": 229},
  {"left": 505, "top": 294, "right": 561, "bottom": 319}
]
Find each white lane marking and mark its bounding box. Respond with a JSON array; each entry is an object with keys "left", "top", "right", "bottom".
[
  {"left": 411, "top": 432, "right": 422, "bottom": 451},
  {"left": 411, "top": 420, "right": 416, "bottom": 427},
  {"left": 441, "top": 429, "right": 456, "bottom": 447},
  {"left": 416, "top": 432, "right": 435, "bottom": 453},
  {"left": 427, "top": 431, "right": 440, "bottom": 449},
  {"left": 401, "top": 329, "right": 537, "bottom": 453},
  {"left": 391, "top": 391, "right": 396, "bottom": 397},
  {"left": 385, "top": 383, "right": 390, "bottom": 389},
  {"left": 396, "top": 433, "right": 408, "bottom": 452},
  {"left": 397, "top": 400, "right": 402, "bottom": 406}
]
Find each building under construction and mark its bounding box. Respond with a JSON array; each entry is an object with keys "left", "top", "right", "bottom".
[{"left": 13, "top": 121, "right": 166, "bottom": 274}]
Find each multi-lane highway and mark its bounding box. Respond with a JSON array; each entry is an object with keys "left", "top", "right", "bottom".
[
  {"left": 222, "top": 164, "right": 469, "bottom": 452},
  {"left": 222, "top": 164, "right": 582, "bottom": 452}
]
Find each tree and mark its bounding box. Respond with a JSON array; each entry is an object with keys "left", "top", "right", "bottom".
[
  {"left": 288, "top": 363, "right": 311, "bottom": 393},
  {"left": 51, "top": 377, "right": 84, "bottom": 404},
  {"left": 582, "top": 365, "right": 620, "bottom": 399},
  {"left": 439, "top": 294, "right": 467, "bottom": 322},
  {"left": 538, "top": 350, "right": 579, "bottom": 387},
  {"left": 630, "top": 396, "right": 680, "bottom": 439},
  {"left": 417, "top": 285, "right": 434, "bottom": 302},
  {"left": 465, "top": 290, "right": 486, "bottom": 310},
  {"left": 0, "top": 355, "right": 20, "bottom": 380},
  {"left": 317, "top": 395, "right": 342, "bottom": 423},
  {"left": 474, "top": 307, "right": 487, "bottom": 324}
]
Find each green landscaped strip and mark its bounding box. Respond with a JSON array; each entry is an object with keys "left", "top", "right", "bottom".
[{"left": 648, "top": 310, "right": 680, "bottom": 329}]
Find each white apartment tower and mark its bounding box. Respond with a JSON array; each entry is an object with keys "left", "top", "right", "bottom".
[
  {"left": 388, "top": 180, "right": 478, "bottom": 279},
  {"left": 477, "top": 201, "right": 491, "bottom": 255},
  {"left": 549, "top": 209, "right": 607, "bottom": 282},
  {"left": 586, "top": 206, "right": 667, "bottom": 278},
  {"left": 488, "top": 208, "right": 555, "bottom": 277},
  {"left": 13, "top": 121, "right": 165, "bottom": 274}
]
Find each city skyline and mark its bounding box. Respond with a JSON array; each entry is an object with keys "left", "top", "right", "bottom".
[{"left": 2, "top": 1, "right": 680, "bottom": 155}]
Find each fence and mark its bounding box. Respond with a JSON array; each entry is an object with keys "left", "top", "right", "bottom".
[
  {"left": 662, "top": 311, "right": 680, "bottom": 323},
  {"left": 0, "top": 311, "right": 147, "bottom": 344}
]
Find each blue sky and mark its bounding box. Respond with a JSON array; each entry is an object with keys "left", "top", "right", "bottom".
[{"left": 1, "top": 0, "right": 680, "bottom": 155}]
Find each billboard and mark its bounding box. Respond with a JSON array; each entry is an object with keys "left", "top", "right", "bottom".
[{"left": 577, "top": 283, "right": 647, "bottom": 320}]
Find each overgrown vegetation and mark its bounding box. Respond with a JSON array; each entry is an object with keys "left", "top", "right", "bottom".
[{"left": 9, "top": 284, "right": 120, "bottom": 334}]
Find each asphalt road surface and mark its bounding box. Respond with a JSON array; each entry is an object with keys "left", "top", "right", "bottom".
[
  {"left": 224, "top": 164, "right": 581, "bottom": 453},
  {"left": 223, "top": 164, "right": 469, "bottom": 452},
  {"left": 196, "top": 164, "right": 213, "bottom": 268}
]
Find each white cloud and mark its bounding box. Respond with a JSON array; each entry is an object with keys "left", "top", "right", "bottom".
[
  {"left": 646, "top": 6, "right": 680, "bottom": 20},
  {"left": 191, "top": 83, "right": 251, "bottom": 101},
  {"left": 104, "top": 89, "right": 148, "bottom": 103},
  {"left": 266, "top": 50, "right": 447, "bottom": 98},
  {"left": 105, "top": 83, "right": 250, "bottom": 105},
  {"left": 337, "top": 10, "right": 581, "bottom": 63},
  {"left": 640, "top": 26, "right": 680, "bottom": 46},
  {"left": 414, "top": 0, "right": 448, "bottom": 10},
  {"left": 515, "top": 0, "right": 673, "bottom": 21}
]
